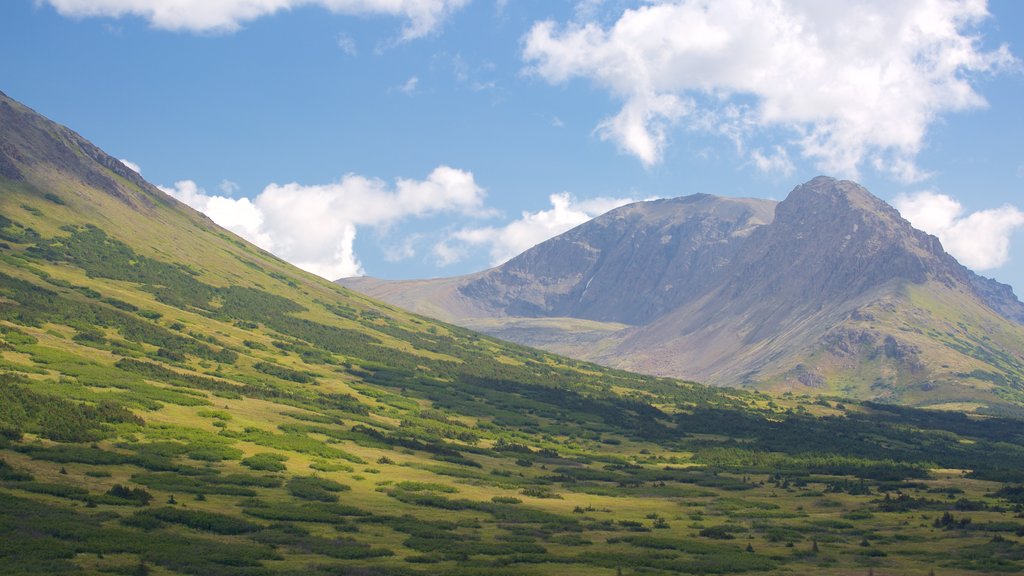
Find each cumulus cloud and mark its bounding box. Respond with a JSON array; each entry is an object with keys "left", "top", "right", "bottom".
[
  {"left": 160, "top": 166, "right": 486, "bottom": 279},
  {"left": 219, "top": 179, "right": 240, "bottom": 195},
  {"left": 436, "top": 192, "right": 636, "bottom": 266},
  {"left": 397, "top": 76, "right": 419, "bottom": 95},
  {"left": 336, "top": 33, "right": 357, "bottom": 55},
  {"left": 42, "top": 0, "right": 470, "bottom": 39},
  {"left": 159, "top": 180, "right": 273, "bottom": 247},
  {"left": 750, "top": 146, "right": 794, "bottom": 176},
  {"left": 894, "top": 191, "right": 1024, "bottom": 270},
  {"left": 523, "top": 0, "right": 1015, "bottom": 178}
]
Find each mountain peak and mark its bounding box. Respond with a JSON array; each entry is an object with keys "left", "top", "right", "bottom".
[
  {"left": 733, "top": 176, "right": 965, "bottom": 305},
  {"left": 455, "top": 193, "right": 777, "bottom": 324},
  {"left": 344, "top": 175, "right": 1024, "bottom": 407},
  {"left": 778, "top": 176, "right": 898, "bottom": 223}
]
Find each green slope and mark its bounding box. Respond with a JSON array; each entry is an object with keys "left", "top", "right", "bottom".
[{"left": 5, "top": 92, "right": 1024, "bottom": 575}]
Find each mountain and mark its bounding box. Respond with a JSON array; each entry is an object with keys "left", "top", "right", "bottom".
[
  {"left": 9, "top": 90, "right": 1024, "bottom": 575},
  {"left": 342, "top": 177, "right": 1024, "bottom": 412}
]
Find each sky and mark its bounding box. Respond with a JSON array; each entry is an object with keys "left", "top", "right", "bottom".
[{"left": 2, "top": 0, "right": 1023, "bottom": 293}]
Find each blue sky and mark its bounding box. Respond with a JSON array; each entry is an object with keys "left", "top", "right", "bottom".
[{"left": 2, "top": 0, "right": 1023, "bottom": 293}]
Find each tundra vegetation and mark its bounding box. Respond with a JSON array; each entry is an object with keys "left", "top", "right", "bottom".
[
  {"left": 4, "top": 80, "right": 1024, "bottom": 576},
  {"left": 2, "top": 198, "right": 1024, "bottom": 576}
]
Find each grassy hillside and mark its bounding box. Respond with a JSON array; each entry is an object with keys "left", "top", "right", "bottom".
[
  {"left": 755, "top": 281, "right": 1024, "bottom": 411},
  {"left": 5, "top": 95, "right": 1024, "bottom": 574}
]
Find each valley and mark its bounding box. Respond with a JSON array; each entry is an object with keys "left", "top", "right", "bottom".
[{"left": 3, "top": 92, "right": 1024, "bottom": 576}]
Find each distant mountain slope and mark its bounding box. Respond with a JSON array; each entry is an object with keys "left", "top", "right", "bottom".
[
  {"left": 346, "top": 195, "right": 772, "bottom": 326},
  {"left": 342, "top": 177, "right": 1024, "bottom": 411},
  {"left": 460, "top": 194, "right": 776, "bottom": 325}
]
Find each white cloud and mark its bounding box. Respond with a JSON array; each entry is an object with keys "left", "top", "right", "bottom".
[
  {"left": 750, "top": 146, "right": 794, "bottom": 176},
  {"left": 119, "top": 158, "right": 141, "bottom": 173},
  {"left": 574, "top": 0, "right": 610, "bottom": 22},
  {"left": 432, "top": 239, "right": 468, "bottom": 266},
  {"left": 894, "top": 191, "right": 1024, "bottom": 270},
  {"left": 42, "top": 0, "right": 470, "bottom": 39},
  {"left": 452, "top": 53, "right": 470, "bottom": 82},
  {"left": 336, "top": 33, "right": 357, "bottom": 55},
  {"left": 219, "top": 179, "right": 240, "bottom": 195},
  {"left": 397, "top": 75, "right": 419, "bottom": 95},
  {"left": 381, "top": 234, "right": 422, "bottom": 262},
  {"left": 523, "top": 0, "right": 1015, "bottom": 179},
  {"left": 595, "top": 93, "right": 692, "bottom": 166},
  {"left": 437, "top": 192, "right": 636, "bottom": 266},
  {"left": 160, "top": 166, "right": 486, "bottom": 279},
  {"left": 159, "top": 180, "right": 273, "bottom": 247}
]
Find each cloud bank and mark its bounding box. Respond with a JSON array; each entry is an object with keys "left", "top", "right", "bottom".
[
  {"left": 435, "top": 192, "right": 637, "bottom": 266},
  {"left": 894, "top": 191, "right": 1024, "bottom": 270},
  {"left": 160, "top": 166, "right": 487, "bottom": 279},
  {"left": 43, "top": 0, "right": 470, "bottom": 39},
  {"left": 523, "top": 0, "right": 1015, "bottom": 179}
]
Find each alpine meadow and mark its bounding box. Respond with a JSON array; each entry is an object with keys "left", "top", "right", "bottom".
[
  {"left": 4, "top": 85, "right": 1024, "bottom": 574},
  {"left": 4, "top": 1, "right": 1024, "bottom": 575}
]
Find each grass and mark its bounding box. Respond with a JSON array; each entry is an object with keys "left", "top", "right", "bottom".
[{"left": 3, "top": 137, "right": 1024, "bottom": 575}]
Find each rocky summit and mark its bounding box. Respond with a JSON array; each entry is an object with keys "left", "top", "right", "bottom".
[{"left": 342, "top": 177, "right": 1024, "bottom": 412}]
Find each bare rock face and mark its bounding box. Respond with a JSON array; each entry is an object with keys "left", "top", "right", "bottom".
[
  {"left": 459, "top": 194, "right": 776, "bottom": 325},
  {"left": 790, "top": 364, "right": 825, "bottom": 388},
  {"left": 970, "top": 272, "right": 1024, "bottom": 324},
  {"left": 454, "top": 177, "right": 1016, "bottom": 331},
  {"left": 823, "top": 328, "right": 878, "bottom": 357},
  {"left": 726, "top": 177, "right": 966, "bottom": 301}
]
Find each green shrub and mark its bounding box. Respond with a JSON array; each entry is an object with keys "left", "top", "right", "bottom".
[
  {"left": 520, "top": 486, "right": 562, "bottom": 499},
  {"left": 103, "top": 484, "right": 153, "bottom": 505},
  {"left": 241, "top": 453, "right": 288, "bottom": 472},
  {"left": 127, "top": 507, "right": 260, "bottom": 535},
  {"left": 394, "top": 481, "right": 458, "bottom": 493},
  {"left": 16, "top": 482, "right": 90, "bottom": 500},
  {"left": 287, "top": 476, "right": 350, "bottom": 502},
  {"left": 310, "top": 460, "right": 354, "bottom": 473},
  {"left": 242, "top": 500, "right": 370, "bottom": 523},
  {"left": 700, "top": 525, "right": 743, "bottom": 539}
]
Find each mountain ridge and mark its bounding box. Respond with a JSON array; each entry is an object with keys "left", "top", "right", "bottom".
[
  {"left": 342, "top": 177, "right": 1024, "bottom": 410},
  {"left": 0, "top": 90, "right": 170, "bottom": 211}
]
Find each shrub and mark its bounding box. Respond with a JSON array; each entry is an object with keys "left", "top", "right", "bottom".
[
  {"left": 287, "top": 476, "right": 350, "bottom": 502},
  {"left": 126, "top": 507, "right": 260, "bottom": 535},
  {"left": 241, "top": 453, "right": 287, "bottom": 472},
  {"left": 520, "top": 486, "right": 562, "bottom": 499},
  {"left": 104, "top": 485, "right": 153, "bottom": 505},
  {"left": 700, "top": 525, "right": 741, "bottom": 539}
]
